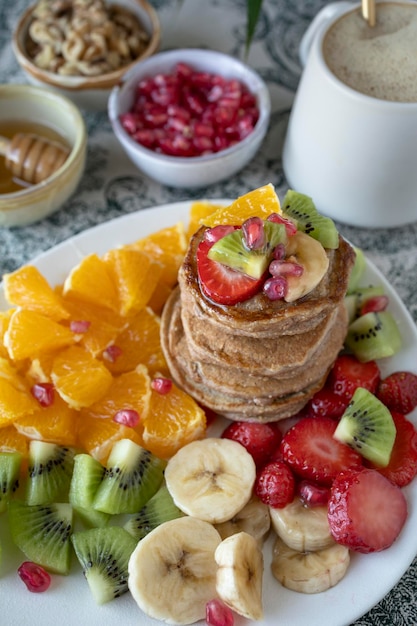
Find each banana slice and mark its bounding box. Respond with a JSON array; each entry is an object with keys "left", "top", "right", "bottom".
[
  {"left": 271, "top": 536, "right": 350, "bottom": 594},
  {"left": 128, "top": 516, "right": 221, "bottom": 625},
  {"left": 164, "top": 438, "right": 256, "bottom": 524},
  {"left": 215, "top": 531, "right": 264, "bottom": 621},
  {"left": 284, "top": 231, "right": 329, "bottom": 302},
  {"left": 269, "top": 498, "right": 335, "bottom": 552},
  {"left": 215, "top": 496, "right": 271, "bottom": 545}
]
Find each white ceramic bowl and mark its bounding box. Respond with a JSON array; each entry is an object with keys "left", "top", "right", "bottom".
[
  {"left": 108, "top": 48, "right": 271, "bottom": 188},
  {"left": 0, "top": 84, "right": 87, "bottom": 227},
  {"left": 12, "top": 0, "right": 160, "bottom": 112}
]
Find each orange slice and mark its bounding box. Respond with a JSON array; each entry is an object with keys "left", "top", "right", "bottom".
[
  {"left": 51, "top": 345, "right": 113, "bottom": 409},
  {"left": 63, "top": 253, "right": 120, "bottom": 312},
  {"left": 77, "top": 415, "right": 143, "bottom": 464},
  {"left": 104, "top": 308, "right": 168, "bottom": 376},
  {"left": 187, "top": 201, "right": 224, "bottom": 239},
  {"left": 201, "top": 183, "right": 282, "bottom": 227},
  {"left": 103, "top": 246, "right": 163, "bottom": 317},
  {"left": 14, "top": 393, "right": 79, "bottom": 447},
  {"left": 0, "top": 377, "right": 38, "bottom": 427},
  {"left": 4, "top": 309, "right": 76, "bottom": 362},
  {"left": 0, "top": 424, "right": 30, "bottom": 456},
  {"left": 82, "top": 364, "right": 151, "bottom": 421},
  {"left": 141, "top": 378, "right": 206, "bottom": 459},
  {"left": 130, "top": 223, "right": 187, "bottom": 290},
  {"left": 3, "top": 265, "right": 69, "bottom": 321}
]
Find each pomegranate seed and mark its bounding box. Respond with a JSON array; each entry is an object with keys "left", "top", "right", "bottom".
[
  {"left": 167, "top": 104, "right": 191, "bottom": 122},
  {"left": 204, "top": 225, "right": 237, "bottom": 245},
  {"left": 267, "top": 213, "right": 298, "bottom": 236},
  {"left": 298, "top": 480, "right": 330, "bottom": 507},
  {"left": 193, "top": 135, "right": 214, "bottom": 153},
  {"left": 193, "top": 121, "right": 215, "bottom": 138},
  {"left": 120, "top": 112, "right": 140, "bottom": 134},
  {"left": 360, "top": 294, "right": 389, "bottom": 315},
  {"left": 272, "top": 243, "right": 286, "bottom": 260},
  {"left": 102, "top": 344, "right": 123, "bottom": 363},
  {"left": 175, "top": 62, "right": 193, "bottom": 79},
  {"left": 158, "top": 135, "right": 194, "bottom": 157},
  {"left": 132, "top": 129, "right": 157, "bottom": 149},
  {"left": 113, "top": 409, "right": 140, "bottom": 428},
  {"left": 144, "top": 107, "right": 168, "bottom": 128},
  {"left": 263, "top": 275, "right": 288, "bottom": 300},
  {"left": 18, "top": 562, "right": 51, "bottom": 593},
  {"left": 206, "top": 598, "right": 234, "bottom": 626},
  {"left": 214, "top": 105, "right": 236, "bottom": 126},
  {"left": 207, "top": 84, "right": 224, "bottom": 102},
  {"left": 151, "top": 377, "right": 173, "bottom": 394},
  {"left": 31, "top": 383, "right": 54, "bottom": 407},
  {"left": 69, "top": 319, "right": 91, "bottom": 333},
  {"left": 269, "top": 260, "right": 304, "bottom": 277},
  {"left": 242, "top": 217, "right": 265, "bottom": 250}
]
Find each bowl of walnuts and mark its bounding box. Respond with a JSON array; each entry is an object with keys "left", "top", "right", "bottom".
[{"left": 12, "top": 0, "right": 161, "bottom": 111}]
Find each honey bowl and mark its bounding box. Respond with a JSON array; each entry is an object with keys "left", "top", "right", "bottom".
[{"left": 0, "top": 83, "right": 87, "bottom": 228}]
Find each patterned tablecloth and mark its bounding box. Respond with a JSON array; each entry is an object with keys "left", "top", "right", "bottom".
[{"left": 1, "top": 1, "right": 416, "bottom": 624}]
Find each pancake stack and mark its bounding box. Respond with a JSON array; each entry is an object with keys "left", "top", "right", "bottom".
[{"left": 160, "top": 227, "right": 355, "bottom": 422}]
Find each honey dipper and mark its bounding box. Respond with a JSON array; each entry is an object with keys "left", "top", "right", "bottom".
[{"left": 0, "top": 132, "right": 70, "bottom": 186}]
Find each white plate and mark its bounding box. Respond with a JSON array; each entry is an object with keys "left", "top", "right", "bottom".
[{"left": 1, "top": 201, "right": 416, "bottom": 626}]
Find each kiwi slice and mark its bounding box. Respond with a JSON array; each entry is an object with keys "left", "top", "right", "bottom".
[
  {"left": 124, "top": 483, "right": 183, "bottom": 541},
  {"left": 282, "top": 189, "right": 339, "bottom": 249},
  {"left": 26, "top": 441, "right": 75, "bottom": 505},
  {"left": 69, "top": 454, "right": 110, "bottom": 528},
  {"left": 347, "top": 246, "right": 366, "bottom": 293},
  {"left": 93, "top": 439, "right": 166, "bottom": 515},
  {"left": 71, "top": 526, "right": 137, "bottom": 604},
  {"left": 207, "top": 220, "right": 286, "bottom": 279},
  {"left": 345, "top": 311, "right": 402, "bottom": 362},
  {"left": 334, "top": 387, "right": 396, "bottom": 466},
  {"left": 8, "top": 500, "right": 73, "bottom": 574},
  {"left": 344, "top": 294, "right": 358, "bottom": 324},
  {"left": 0, "top": 451, "right": 22, "bottom": 513}
]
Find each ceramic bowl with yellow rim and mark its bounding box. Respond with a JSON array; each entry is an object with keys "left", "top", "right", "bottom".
[
  {"left": 12, "top": 0, "right": 161, "bottom": 112},
  {"left": 0, "top": 83, "right": 87, "bottom": 228}
]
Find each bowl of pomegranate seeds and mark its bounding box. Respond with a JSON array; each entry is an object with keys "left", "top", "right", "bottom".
[{"left": 108, "top": 48, "right": 271, "bottom": 187}]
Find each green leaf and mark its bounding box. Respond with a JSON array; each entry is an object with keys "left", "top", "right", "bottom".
[{"left": 246, "top": 0, "right": 263, "bottom": 56}]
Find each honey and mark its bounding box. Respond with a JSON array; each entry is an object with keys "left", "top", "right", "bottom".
[{"left": 0, "top": 120, "right": 70, "bottom": 194}]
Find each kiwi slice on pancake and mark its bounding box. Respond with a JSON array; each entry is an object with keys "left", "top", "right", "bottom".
[
  {"left": 9, "top": 500, "right": 73, "bottom": 574},
  {"left": 69, "top": 454, "right": 110, "bottom": 528},
  {"left": 93, "top": 438, "right": 166, "bottom": 515},
  {"left": 207, "top": 220, "right": 286, "bottom": 278},
  {"left": 282, "top": 189, "right": 339, "bottom": 249},
  {"left": 71, "top": 526, "right": 137, "bottom": 604},
  {"left": 334, "top": 387, "right": 396, "bottom": 466},
  {"left": 345, "top": 311, "right": 402, "bottom": 362},
  {"left": 26, "top": 441, "right": 75, "bottom": 506},
  {"left": 0, "top": 451, "right": 22, "bottom": 512},
  {"left": 124, "top": 483, "right": 183, "bottom": 541}
]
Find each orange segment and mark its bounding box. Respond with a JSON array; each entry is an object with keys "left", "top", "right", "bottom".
[
  {"left": 3, "top": 265, "right": 69, "bottom": 321},
  {"left": 14, "top": 393, "right": 79, "bottom": 446},
  {"left": 0, "top": 425, "right": 30, "bottom": 456},
  {"left": 82, "top": 364, "right": 151, "bottom": 421},
  {"left": 0, "top": 309, "right": 13, "bottom": 359},
  {"left": 4, "top": 309, "right": 76, "bottom": 361},
  {"left": 63, "top": 253, "right": 120, "bottom": 312},
  {"left": 141, "top": 378, "right": 206, "bottom": 459},
  {"left": 147, "top": 282, "right": 173, "bottom": 317},
  {"left": 77, "top": 415, "right": 143, "bottom": 464},
  {"left": 187, "top": 201, "right": 224, "bottom": 239},
  {"left": 103, "top": 247, "right": 163, "bottom": 317},
  {"left": 51, "top": 345, "right": 113, "bottom": 409},
  {"left": 104, "top": 308, "right": 168, "bottom": 376},
  {"left": 0, "top": 377, "right": 38, "bottom": 427},
  {"left": 0, "top": 357, "right": 28, "bottom": 391},
  {"left": 201, "top": 183, "right": 282, "bottom": 227},
  {"left": 130, "top": 222, "right": 187, "bottom": 289}
]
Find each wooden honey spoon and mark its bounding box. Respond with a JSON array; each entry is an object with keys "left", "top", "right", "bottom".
[{"left": 0, "top": 132, "right": 70, "bottom": 186}]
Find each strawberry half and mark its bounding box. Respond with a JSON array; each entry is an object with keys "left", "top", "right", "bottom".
[
  {"left": 328, "top": 354, "right": 381, "bottom": 401},
  {"left": 280, "top": 416, "right": 363, "bottom": 486},
  {"left": 376, "top": 371, "right": 417, "bottom": 415},
  {"left": 368, "top": 411, "right": 417, "bottom": 487},
  {"left": 196, "top": 239, "right": 264, "bottom": 305},
  {"left": 328, "top": 468, "right": 408, "bottom": 553}
]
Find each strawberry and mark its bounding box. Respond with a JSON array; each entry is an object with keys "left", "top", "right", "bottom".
[
  {"left": 280, "top": 416, "right": 363, "bottom": 486},
  {"left": 328, "top": 354, "right": 381, "bottom": 401},
  {"left": 254, "top": 460, "right": 295, "bottom": 508},
  {"left": 221, "top": 421, "right": 282, "bottom": 468},
  {"left": 196, "top": 239, "right": 264, "bottom": 305},
  {"left": 306, "top": 386, "right": 349, "bottom": 419},
  {"left": 327, "top": 468, "right": 408, "bottom": 553},
  {"left": 368, "top": 412, "right": 417, "bottom": 487},
  {"left": 376, "top": 371, "right": 417, "bottom": 415}
]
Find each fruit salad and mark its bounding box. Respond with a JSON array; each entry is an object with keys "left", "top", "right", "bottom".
[{"left": 0, "top": 185, "right": 416, "bottom": 626}]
